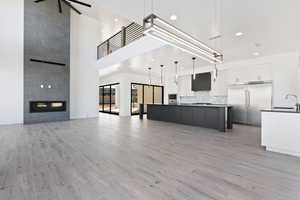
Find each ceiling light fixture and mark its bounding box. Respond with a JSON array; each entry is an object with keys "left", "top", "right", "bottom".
[
  {"left": 160, "top": 65, "right": 164, "bottom": 85},
  {"left": 235, "top": 32, "right": 244, "bottom": 37},
  {"left": 148, "top": 67, "right": 152, "bottom": 85},
  {"left": 34, "top": 0, "right": 91, "bottom": 15},
  {"left": 253, "top": 52, "right": 260, "bottom": 56},
  {"left": 170, "top": 15, "right": 177, "bottom": 21},
  {"left": 212, "top": 63, "right": 218, "bottom": 82},
  {"left": 143, "top": 14, "right": 223, "bottom": 64},
  {"left": 192, "top": 57, "right": 196, "bottom": 80},
  {"left": 114, "top": 18, "right": 119, "bottom": 22},
  {"left": 174, "top": 61, "right": 179, "bottom": 85}
]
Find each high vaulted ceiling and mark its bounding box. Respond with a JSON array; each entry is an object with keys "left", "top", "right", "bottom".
[{"left": 82, "top": 0, "right": 300, "bottom": 76}]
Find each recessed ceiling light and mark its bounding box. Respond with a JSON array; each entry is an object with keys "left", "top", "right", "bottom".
[
  {"left": 253, "top": 52, "right": 260, "bottom": 56},
  {"left": 170, "top": 15, "right": 177, "bottom": 21},
  {"left": 151, "top": 58, "right": 155, "bottom": 62},
  {"left": 114, "top": 18, "right": 118, "bottom": 22},
  {"left": 255, "top": 43, "right": 261, "bottom": 47},
  {"left": 235, "top": 32, "right": 244, "bottom": 37}
]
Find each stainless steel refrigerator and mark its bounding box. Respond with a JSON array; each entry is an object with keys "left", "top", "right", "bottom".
[{"left": 227, "top": 82, "right": 273, "bottom": 127}]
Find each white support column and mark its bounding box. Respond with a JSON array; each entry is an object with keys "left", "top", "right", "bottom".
[{"left": 119, "top": 77, "right": 131, "bottom": 116}]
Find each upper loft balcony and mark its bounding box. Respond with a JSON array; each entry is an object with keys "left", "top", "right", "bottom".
[
  {"left": 96, "top": 21, "right": 165, "bottom": 69},
  {"left": 97, "top": 22, "right": 144, "bottom": 60}
]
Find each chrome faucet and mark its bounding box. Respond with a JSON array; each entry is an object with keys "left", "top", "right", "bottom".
[{"left": 285, "top": 94, "right": 300, "bottom": 112}]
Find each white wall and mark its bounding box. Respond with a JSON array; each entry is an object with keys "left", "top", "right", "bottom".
[
  {"left": 70, "top": 13, "right": 101, "bottom": 119},
  {"left": 0, "top": 0, "right": 24, "bottom": 125},
  {"left": 165, "top": 52, "right": 300, "bottom": 107}
]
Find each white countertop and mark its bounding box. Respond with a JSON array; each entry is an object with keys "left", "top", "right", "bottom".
[{"left": 261, "top": 109, "right": 300, "bottom": 113}]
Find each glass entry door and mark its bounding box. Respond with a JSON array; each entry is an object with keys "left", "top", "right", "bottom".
[
  {"left": 131, "top": 84, "right": 144, "bottom": 114},
  {"left": 110, "top": 84, "right": 120, "bottom": 114},
  {"left": 99, "top": 83, "right": 120, "bottom": 115},
  {"left": 154, "top": 86, "right": 163, "bottom": 104},
  {"left": 99, "top": 87, "right": 104, "bottom": 112},
  {"left": 103, "top": 86, "right": 110, "bottom": 112},
  {"left": 143, "top": 85, "right": 154, "bottom": 113},
  {"left": 131, "top": 83, "right": 164, "bottom": 115}
]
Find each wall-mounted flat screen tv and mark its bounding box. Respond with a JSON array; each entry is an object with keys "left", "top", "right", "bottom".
[{"left": 191, "top": 72, "right": 211, "bottom": 91}]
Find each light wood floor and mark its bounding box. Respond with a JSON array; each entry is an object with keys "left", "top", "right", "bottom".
[{"left": 1, "top": 113, "right": 300, "bottom": 200}]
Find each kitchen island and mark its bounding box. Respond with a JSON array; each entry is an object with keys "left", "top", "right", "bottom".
[
  {"left": 147, "top": 104, "right": 233, "bottom": 132},
  {"left": 262, "top": 109, "right": 300, "bottom": 157}
]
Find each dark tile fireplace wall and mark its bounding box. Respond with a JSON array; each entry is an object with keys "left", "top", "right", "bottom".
[{"left": 24, "top": 0, "right": 70, "bottom": 123}]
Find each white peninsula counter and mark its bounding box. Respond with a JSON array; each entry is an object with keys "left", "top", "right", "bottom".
[{"left": 261, "top": 109, "right": 300, "bottom": 157}]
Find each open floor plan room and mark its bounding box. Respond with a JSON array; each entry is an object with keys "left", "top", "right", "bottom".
[{"left": 1, "top": 0, "right": 300, "bottom": 199}]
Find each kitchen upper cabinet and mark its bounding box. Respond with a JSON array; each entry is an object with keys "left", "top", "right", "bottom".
[
  {"left": 250, "top": 66, "right": 272, "bottom": 82},
  {"left": 228, "top": 64, "right": 272, "bottom": 85}
]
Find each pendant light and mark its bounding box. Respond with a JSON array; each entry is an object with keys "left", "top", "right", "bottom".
[
  {"left": 148, "top": 67, "right": 152, "bottom": 85},
  {"left": 211, "top": 0, "right": 221, "bottom": 82},
  {"left": 174, "top": 61, "right": 178, "bottom": 85},
  {"left": 160, "top": 65, "right": 164, "bottom": 85},
  {"left": 192, "top": 57, "right": 196, "bottom": 80},
  {"left": 213, "top": 63, "right": 218, "bottom": 82}
]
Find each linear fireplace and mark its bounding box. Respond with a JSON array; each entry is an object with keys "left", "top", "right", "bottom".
[{"left": 30, "top": 101, "right": 66, "bottom": 113}]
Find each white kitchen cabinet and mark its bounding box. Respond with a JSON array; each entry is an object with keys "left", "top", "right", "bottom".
[
  {"left": 228, "top": 68, "right": 249, "bottom": 84},
  {"left": 228, "top": 64, "right": 272, "bottom": 84},
  {"left": 248, "top": 65, "right": 272, "bottom": 82},
  {"left": 262, "top": 111, "right": 300, "bottom": 157}
]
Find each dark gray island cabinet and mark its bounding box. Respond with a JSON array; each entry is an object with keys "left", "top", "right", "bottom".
[{"left": 147, "top": 104, "right": 233, "bottom": 132}]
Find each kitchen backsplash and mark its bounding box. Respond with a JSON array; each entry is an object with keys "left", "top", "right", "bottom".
[{"left": 179, "top": 92, "right": 227, "bottom": 104}]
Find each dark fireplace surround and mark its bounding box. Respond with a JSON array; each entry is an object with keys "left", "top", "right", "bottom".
[{"left": 30, "top": 101, "right": 67, "bottom": 113}]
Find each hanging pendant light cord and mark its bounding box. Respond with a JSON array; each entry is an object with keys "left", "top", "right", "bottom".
[
  {"left": 212, "top": 0, "right": 221, "bottom": 82},
  {"left": 151, "top": 0, "right": 154, "bottom": 14},
  {"left": 143, "top": 0, "right": 146, "bottom": 19}
]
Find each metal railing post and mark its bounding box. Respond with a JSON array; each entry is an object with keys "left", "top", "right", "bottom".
[
  {"left": 106, "top": 41, "right": 110, "bottom": 55},
  {"left": 121, "top": 26, "right": 126, "bottom": 47}
]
